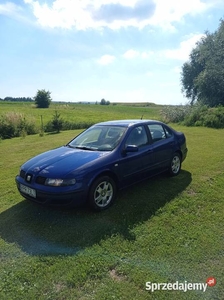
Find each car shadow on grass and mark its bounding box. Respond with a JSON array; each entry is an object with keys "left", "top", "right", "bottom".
[{"left": 0, "top": 170, "right": 192, "bottom": 256}]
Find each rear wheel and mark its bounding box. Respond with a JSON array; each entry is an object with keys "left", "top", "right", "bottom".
[
  {"left": 88, "top": 176, "right": 116, "bottom": 211},
  {"left": 169, "top": 153, "right": 181, "bottom": 176}
]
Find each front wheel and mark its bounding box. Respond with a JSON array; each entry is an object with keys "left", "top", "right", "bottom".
[
  {"left": 88, "top": 176, "right": 117, "bottom": 211},
  {"left": 169, "top": 153, "right": 181, "bottom": 176}
]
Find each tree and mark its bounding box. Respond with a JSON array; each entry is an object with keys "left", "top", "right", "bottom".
[
  {"left": 181, "top": 19, "right": 224, "bottom": 107},
  {"left": 34, "top": 89, "right": 52, "bottom": 108},
  {"left": 100, "top": 98, "right": 110, "bottom": 105},
  {"left": 100, "top": 98, "right": 106, "bottom": 105},
  {"left": 181, "top": 46, "right": 204, "bottom": 104},
  {"left": 52, "top": 110, "right": 63, "bottom": 133}
]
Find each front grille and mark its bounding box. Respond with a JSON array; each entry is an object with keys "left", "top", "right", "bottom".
[
  {"left": 20, "top": 169, "right": 26, "bottom": 179},
  {"left": 36, "top": 176, "right": 46, "bottom": 185},
  {"left": 20, "top": 170, "right": 33, "bottom": 183}
]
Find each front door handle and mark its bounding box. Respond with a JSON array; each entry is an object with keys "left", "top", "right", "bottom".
[{"left": 147, "top": 149, "right": 153, "bottom": 153}]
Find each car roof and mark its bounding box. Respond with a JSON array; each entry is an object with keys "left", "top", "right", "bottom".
[{"left": 95, "top": 119, "right": 164, "bottom": 127}]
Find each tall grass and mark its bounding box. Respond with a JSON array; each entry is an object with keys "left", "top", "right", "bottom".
[
  {"left": 160, "top": 104, "right": 192, "bottom": 123},
  {"left": 0, "top": 112, "right": 37, "bottom": 139},
  {"left": 0, "top": 102, "right": 162, "bottom": 139}
]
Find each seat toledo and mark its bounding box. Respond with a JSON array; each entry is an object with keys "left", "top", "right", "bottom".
[{"left": 15, "top": 120, "right": 188, "bottom": 211}]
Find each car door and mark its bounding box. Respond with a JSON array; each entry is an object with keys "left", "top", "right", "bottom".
[
  {"left": 117, "top": 125, "right": 154, "bottom": 186},
  {"left": 147, "top": 124, "right": 173, "bottom": 171}
]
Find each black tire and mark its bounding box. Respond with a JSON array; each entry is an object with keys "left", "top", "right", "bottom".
[
  {"left": 169, "top": 153, "right": 181, "bottom": 176},
  {"left": 88, "top": 176, "right": 117, "bottom": 211}
]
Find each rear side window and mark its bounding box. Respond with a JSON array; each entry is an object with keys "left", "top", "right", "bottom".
[
  {"left": 148, "top": 124, "right": 166, "bottom": 142},
  {"left": 164, "top": 126, "right": 173, "bottom": 138}
]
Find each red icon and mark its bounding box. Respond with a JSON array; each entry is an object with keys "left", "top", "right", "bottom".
[{"left": 206, "top": 277, "right": 217, "bottom": 287}]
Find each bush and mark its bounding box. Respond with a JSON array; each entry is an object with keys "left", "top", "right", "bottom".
[
  {"left": 183, "top": 105, "right": 208, "bottom": 126},
  {"left": 0, "top": 121, "right": 15, "bottom": 139},
  {"left": 203, "top": 107, "right": 224, "bottom": 128},
  {"left": 44, "top": 119, "right": 94, "bottom": 133},
  {"left": 52, "top": 110, "right": 63, "bottom": 133},
  {"left": 34, "top": 89, "right": 52, "bottom": 108},
  {"left": 0, "top": 112, "right": 38, "bottom": 139},
  {"left": 160, "top": 103, "right": 224, "bottom": 129},
  {"left": 160, "top": 105, "right": 192, "bottom": 123},
  {"left": 182, "top": 105, "right": 224, "bottom": 128}
]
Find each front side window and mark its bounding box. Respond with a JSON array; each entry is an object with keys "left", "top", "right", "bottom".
[{"left": 125, "top": 126, "right": 148, "bottom": 147}]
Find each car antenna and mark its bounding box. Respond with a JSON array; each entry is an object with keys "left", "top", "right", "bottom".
[{"left": 141, "top": 115, "right": 144, "bottom": 120}]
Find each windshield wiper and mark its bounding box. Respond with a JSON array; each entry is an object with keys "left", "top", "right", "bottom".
[{"left": 75, "top": 146, "right": 97, "bottom": 151}]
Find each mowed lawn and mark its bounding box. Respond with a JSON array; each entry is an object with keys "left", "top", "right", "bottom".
[{"left": 0, "top": 121, "right": 223, "bottom": 299}]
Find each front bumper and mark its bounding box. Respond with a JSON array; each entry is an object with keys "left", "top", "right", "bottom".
[{"left": 15, "top": 176, "right": 86, "bottom": 207}]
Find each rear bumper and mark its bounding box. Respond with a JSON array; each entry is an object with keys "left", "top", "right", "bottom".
[{"left": 182, "top": 147, "right": 188, "bottom": 162}]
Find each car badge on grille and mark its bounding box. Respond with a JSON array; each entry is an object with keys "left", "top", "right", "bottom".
[{"left": 26, "top": 175, "right": 31, "bottom": 182}]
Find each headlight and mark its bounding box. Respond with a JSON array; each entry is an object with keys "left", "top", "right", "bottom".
[{"left": 45, "top": 178, "right": 76, "bottom": 187}]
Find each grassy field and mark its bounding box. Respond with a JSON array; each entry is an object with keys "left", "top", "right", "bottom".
[
  {"left": 0, "top": 103, "right": 223, "bottom": 299},
  {"left": 0, "top": 101, "right": 162, "bottom": 128}
]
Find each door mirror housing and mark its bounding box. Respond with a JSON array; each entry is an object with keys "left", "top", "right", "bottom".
[{"left": 124, "top": 145, "right": 139, "bottom": 153}]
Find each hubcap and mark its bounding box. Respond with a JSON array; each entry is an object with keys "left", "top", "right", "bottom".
[
  {"left": 94, "top": 181, "right": 113, "bottom": 207},
  {"left": 172, "top": 156, "right": 180, "bottom": 174}
]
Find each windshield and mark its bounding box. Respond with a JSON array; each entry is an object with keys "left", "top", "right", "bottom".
[{"left": 68, "top": 125, "right": 126, "bottom": 151}]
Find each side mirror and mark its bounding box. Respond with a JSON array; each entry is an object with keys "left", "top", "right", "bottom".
[{"left": 124, "top": 145, "right": 138, "bottom": 153}]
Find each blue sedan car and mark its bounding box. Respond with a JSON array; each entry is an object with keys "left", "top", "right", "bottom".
[{"left": 15, "top": 120, "right": 188, "bottom": 211}]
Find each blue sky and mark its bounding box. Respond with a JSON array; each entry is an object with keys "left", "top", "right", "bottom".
[{"left": 0, "top": 0, "right": 224, "bottom": 104}]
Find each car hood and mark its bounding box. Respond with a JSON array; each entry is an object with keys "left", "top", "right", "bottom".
[{"left": 22, "top": 146, "right": 110, "bottom": 177}]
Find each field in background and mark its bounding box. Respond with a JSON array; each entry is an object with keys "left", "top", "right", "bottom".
[
  {"left": 0, "top": 103, "right": 223, "bottom": 299},
  {"left": 0, "top": 101, "right": 162, "bottom": 129}
]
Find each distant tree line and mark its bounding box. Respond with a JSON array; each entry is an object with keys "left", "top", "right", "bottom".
[
  {"left": 100, "top": 98, "right": 110, "bottom": 105},
  {"left": 0, "top": 89, "right": 52, "bottom": 108},
  {"left": 0, "top": 96, "right": 33, "bottom": 102}
]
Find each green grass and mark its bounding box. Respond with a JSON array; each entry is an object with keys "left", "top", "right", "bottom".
[
  {"left": 0, "top": 107, "right": 223, "bottom": 299},
  {"left": 0, "top": 101, "right": 162, "bottom": 128}
]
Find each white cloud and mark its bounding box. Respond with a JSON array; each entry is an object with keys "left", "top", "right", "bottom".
[
  {"left": 23, "top": 0, "right": 217, "bottom": 30},
  {"left": 149, "top": 0, "right": 211, "bottom": 31},
  {"left": 123, "top": 49, "right": 139, "bottom": 59},
  {"left": 123, "top": 49, "right": 154, "bottom": 59},
  {"left": 0, "top": 2, "right": 34, "bottom": 25},
  {"left": 97, "top": 54, "right": 115, "bottom": 65},
  {"left": 24, "top": 0, "right": 90, "bottom": 29},
  {"left": 163, "top": 33, "right": 205, "bottom": 61},
  {"left": 0, "top": 2, "right": 22, "bottom": 17},
  {"left": 141, "top": 51, "right": 154, "bottom": 59}
]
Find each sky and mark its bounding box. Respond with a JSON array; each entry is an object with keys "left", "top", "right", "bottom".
[{"left": 0, "top": 0, "right": 224, "bottom": 105}]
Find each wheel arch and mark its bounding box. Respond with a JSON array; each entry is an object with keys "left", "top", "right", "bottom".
[
  {"left": 174, "top": 149, "right": 182, "bottom": 161},
  {"left": 87, "top": 170, "right": 119, "bottom": 191}
]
